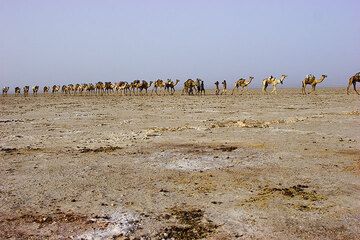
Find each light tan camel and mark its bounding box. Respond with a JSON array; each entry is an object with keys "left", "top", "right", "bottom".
[
  {"left": 73, "top": 84, "right": 81, "bottom": 94},
  {"left": 301, "top": 74, "right": 327, "bottom": 94},
  {"left": 347, "top": 72, "right": 360, "bottom": 95},
  {"left": 152, "top": 79, "right": 165, "bottom": 95},
  {"left": 116, "top": 82, "right": 130, "bottom": 95},
  {"left": 231, "top": 76, "right": 254, "bottom": 95},
  {"left": 2, "top": 87, "right": 9, "bottom": 96},
  {"left": 262, "top": 75, "right": 287, "bottom": 94}
]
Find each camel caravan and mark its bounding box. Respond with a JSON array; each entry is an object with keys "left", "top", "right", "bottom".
[{"left": 2, "top": 72, "right": 360, "bottom": 96}]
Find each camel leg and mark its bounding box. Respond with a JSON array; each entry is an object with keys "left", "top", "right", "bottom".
[
  {"left": 354, "top": 82, "right": 360, "bottom": 95},
  {"left": 347, "top": 82, "right": 351, "bottom": 95},
  {"left": 231, "top": 86, "right": 238, "bottom": 95},
  {"left": 312, "top": 85, "right": 317, "bottom": 94},
  {"left": 309, "top": 85, "right": 315, "bottom": 94},
  {"left": 271, "top": 85, "right": 276, "bottom": 94},
  {"left": 262, "top": 84, "right": 266, "bottom": 94},
  {"left": 302, "top": 82, "right": 306, "bottom": 95}
]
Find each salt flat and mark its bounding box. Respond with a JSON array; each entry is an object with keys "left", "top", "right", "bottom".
[{"left": 0, "top": 88, "right": 359, "bottom": 239}]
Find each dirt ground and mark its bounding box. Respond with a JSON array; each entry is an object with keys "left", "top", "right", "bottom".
[{"left": 1, "top": 88, "right": 359, "bottom": 239}]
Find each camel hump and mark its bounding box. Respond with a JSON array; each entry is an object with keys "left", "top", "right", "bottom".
[{"left": 355, "top": 72, "right": 360, "bottom": 77}]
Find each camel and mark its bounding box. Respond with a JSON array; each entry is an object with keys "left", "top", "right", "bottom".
[
  {"left": 182, "top": 79, "right": 197, "bottom": 95},
  {"left": 2, "top": 87, "right": 9, "bottom": 96},
  {"left": 262, "top": 74, "right": 287, "bottom": 94},
  {"left": 52, "top": 85, "right": 60, "bottom": 94},
  {"left": 164, "top": 79, "right": 180, "bottom": 95},
  {"left": 137, "top": 80, "right": 153, "bottom": 94},
  {"left": 43, "top": 86, "right": 49, "bottom": 94},
  {"left": 347, "top": 72, "right": 360, "bottom": 95},
  {"left": 86, "top": 83, "right": 96, "bottom": 94},
  {"left": 215, "top": 81, "right": 220, "bottom": 95},
  {"left": 73, "top": 84, "right": 81, "bottom": 94},
  {"left": 61, "top": 85, "right": 69, "bottom": 94},
  {"left": 220, "top": 80, "right": 227, "bottom": 95},
  {"left": 67, "top": 84, "right": 75, "bottom": 94},
  {"left": 301, "top": 74, "right": 327, "bottom": 94},
  {"left": 32, "top": 86, "right": 39, "bottom": 95},
  {"left": 152, "top": 79, "right": 165, "bottom": 95},
  {"left": 115, "top": 82, "right": 130, "bottom": 95},
  {"left": 23, "top": 86, "right": 30, "bottom": 97},
  {"left": 231, "top": 76, "right": 254, "bottom": 95},
  {"left": 130, "top": 80, "right": 141, "bottom": 95},
  {"left": 104, "top": 82, "right": 115, "bottom": 94},
  {"left": 15, "top": 87, "right": 21, "bottom": 96},
  {"left": 77, "top": 84, "right": 86, "bottom": 94},
  {"left": 94, "top": 82, "right": 103, "bottom": 94}
]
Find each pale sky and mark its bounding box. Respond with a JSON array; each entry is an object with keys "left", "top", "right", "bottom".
[{"left": 0, "top": 0, "right": 359, "bottom": 89}]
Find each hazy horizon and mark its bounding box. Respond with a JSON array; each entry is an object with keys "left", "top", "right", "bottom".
[{"left": 1, "top": 0, "right": 359, "bottom": 89}]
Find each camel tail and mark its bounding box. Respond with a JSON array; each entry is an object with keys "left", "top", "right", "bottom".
[{"left": 347, "top": 77, "right": 353, "bottom": 94}]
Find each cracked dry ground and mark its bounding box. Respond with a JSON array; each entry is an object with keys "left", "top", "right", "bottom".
[{"left": 0, "top": 88, "right": 359, "bottom": 239}]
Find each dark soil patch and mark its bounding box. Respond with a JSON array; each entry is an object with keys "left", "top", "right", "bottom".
[
  {"left": 79, "top": 146, "right": 122, "bottom": 153},
  {"left": 155, "top": 207, "right": 218, "bottom": 240}
]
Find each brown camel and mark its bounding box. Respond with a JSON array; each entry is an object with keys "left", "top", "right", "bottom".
[
  {"left": 61, "top": 85, "right": 69, "bottom": 94},
  {"left": 220, "top": 80, "right": 227, "bottom": 95},
  {"left": 15, "top": 87, "right": 21, "bottom": 96},
  {"left": 43, "top": 86, "right": 49, "bottom": 94},
  {"left": 137, "top": 80, "right": 153, "bottom": 94},
  {"left": 104, "top": 82, "right": 115, "bottom": 94},
  {"left": 182, "top": 79, "right": 197, "bottom": 95},
  {"left": 95, "top": 82, "right": 105, "bottom": 95},
  {"left": 165, "top": 79, "right": 180, "bottom": 95},
  {"left": 52, "top": 85, "right": 60, "bottom": 93},
  {"left": 231, "top": 76, "right": 254, "bottom": 95},
  {"left": 23, "top": 86, "right": 30, "bottom": 97},
  {"left": 86, "top": 83, "right": 96, "bottom": 94},
  {"left": 214, "top": 81, "right": 220, "bottom": 95},
  {"left": 347, "top": 72, "right": 360, "bottom": 95},
  {"left": 302, "top": 74, "right": 327, "bottom": 94}
]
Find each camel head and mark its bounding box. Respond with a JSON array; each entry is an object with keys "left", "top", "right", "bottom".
[
  {"left": 249, "top": 76, "right": 254, "bottom": 80},
  {"left": 280, "top": 74, "right": 287, "bottom": 84},
  {"left": 321, "top": 74, "right": 328, "bottom": 79}
]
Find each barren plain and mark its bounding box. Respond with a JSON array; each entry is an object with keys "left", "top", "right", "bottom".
[{"left": 1, "top": 88, "right": 359, "bottom": 239}]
